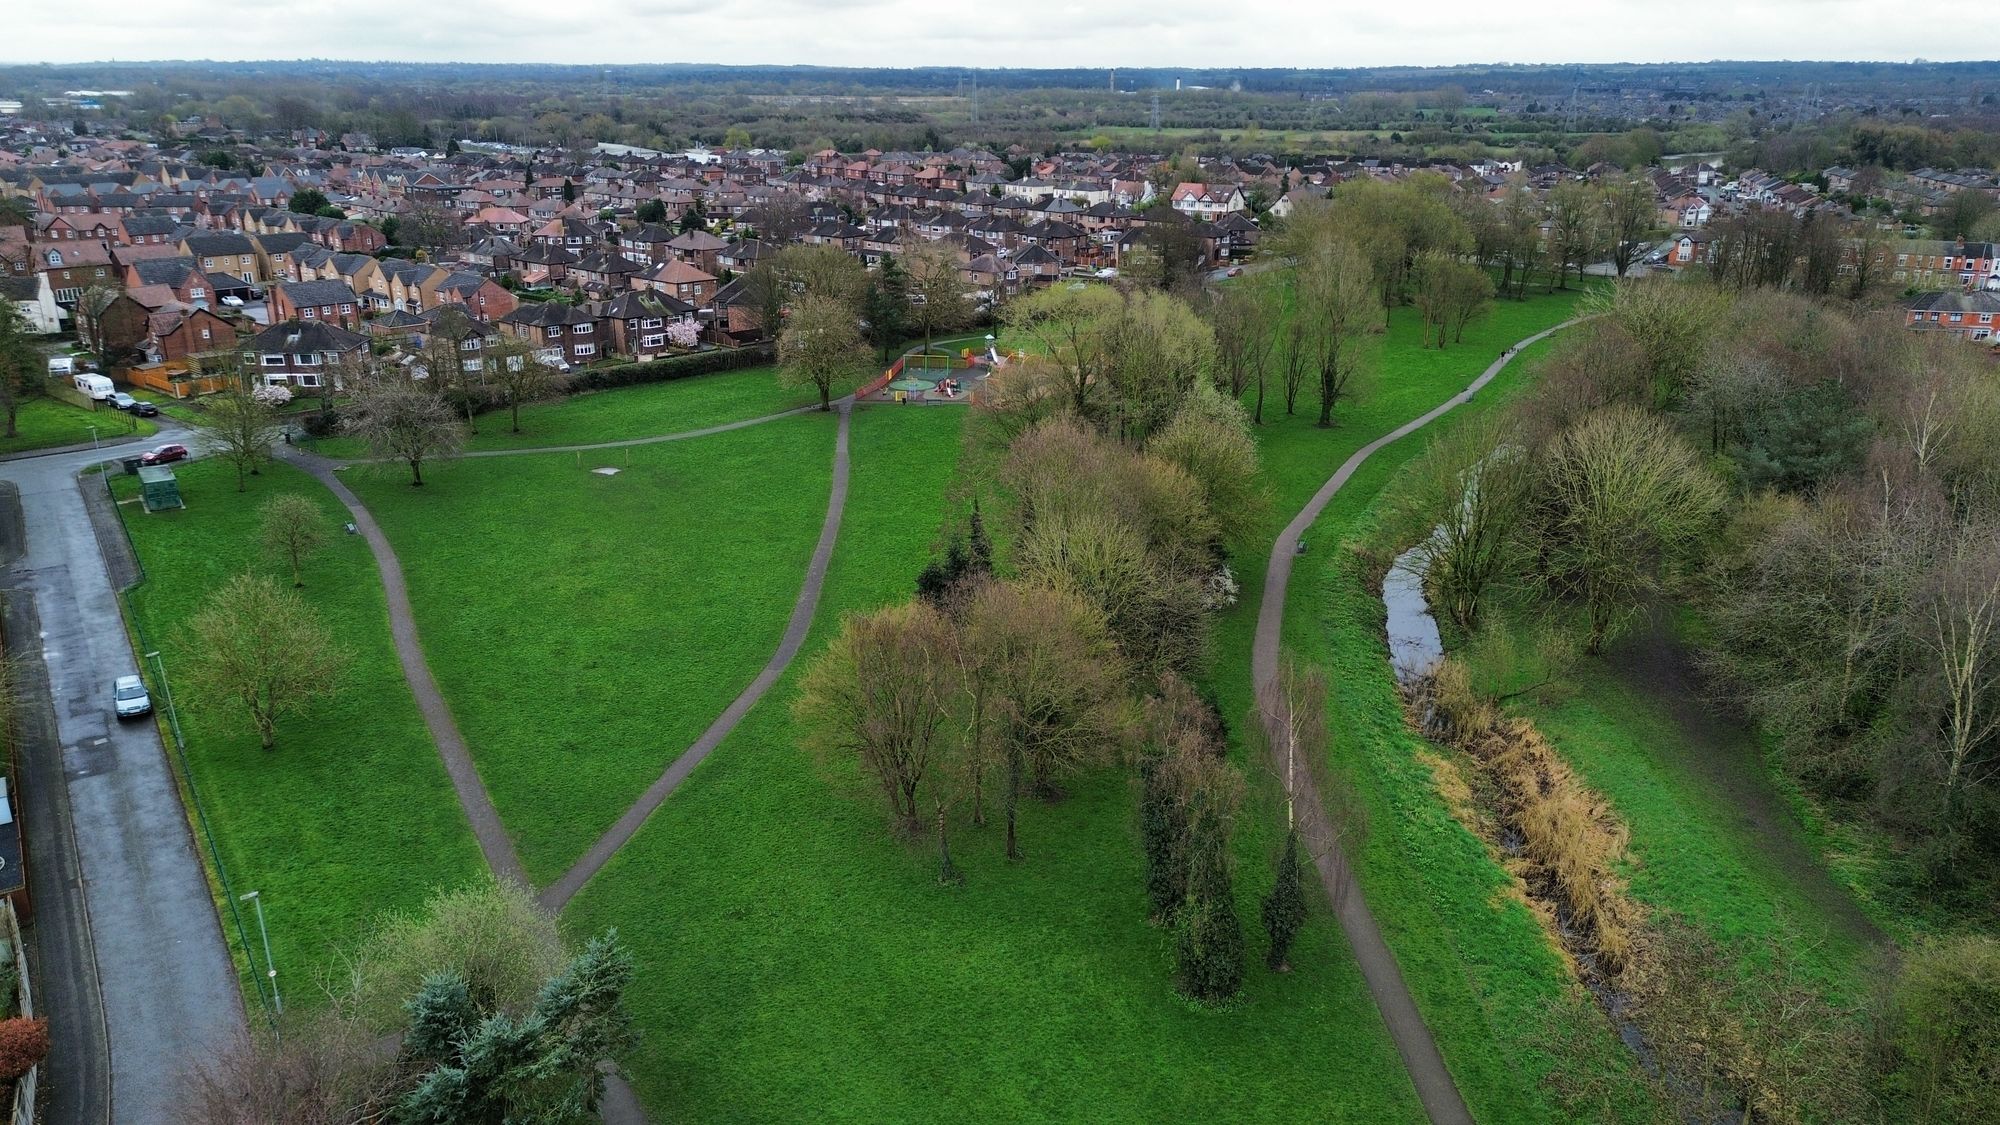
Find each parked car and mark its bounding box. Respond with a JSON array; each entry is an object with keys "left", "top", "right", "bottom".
[
  {"left": 220, "top": 294, "right": 245, "bottom": 308},
  {"left": 112, "top": 674, "right": 151, "bottom": 720},
  {"left": 109, "top": 392, "right": 138, "bottom": 411},
  {"left": 130, "top": 401, "right": 160, "bottom": 418},
  {"left": 139, "top": 443, "right": 189, "bottom": 466}
]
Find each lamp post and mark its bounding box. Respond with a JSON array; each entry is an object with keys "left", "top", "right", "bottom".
[
  {"left": 88, "top": 424, "right": 99, "bottom": 451},
  {"left": 239, "top": 890, "right": 281, "bottom": 1015},
  {"left": 143, "top": 651, "right": 183, "bottom": 750}
]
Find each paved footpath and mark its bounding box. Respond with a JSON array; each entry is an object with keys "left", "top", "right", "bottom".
[
  {"left": 0, "top": 435, "right": 245, "bottom": 1125},
  {"left": 1250, "top": 321, "right": 1580, "bottom": 1125},
  {"left": 295, "top": 402, "right": 856, "bottom": 1124}
]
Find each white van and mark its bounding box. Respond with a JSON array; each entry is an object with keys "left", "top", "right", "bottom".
[
  {"left": 74, "top": 373, "right": 115, "bottom": 401},
  {"left": 47, "top": 355, "right": 75, "bottom": 376}
]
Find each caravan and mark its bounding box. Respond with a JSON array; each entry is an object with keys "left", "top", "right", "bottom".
[{"left": 73, "top": 372, "right": 115, "bottom": 401}]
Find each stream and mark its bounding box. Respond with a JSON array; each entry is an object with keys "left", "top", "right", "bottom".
[{"left": 1384, "top": 536, "right": 1685, "bottom": 1105}]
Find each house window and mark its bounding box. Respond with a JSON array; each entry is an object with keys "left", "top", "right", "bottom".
[
  {"left": 460, "top": 338, "right": 481, "bottom": 351},
  {"left": 575, "top": 344, "right": 596, "bottom": 357},
  {"left": 642, "top": 333, "right": 665, "bottom": 348},
  {"left": 200, "top": 328, "right": 211, "bottom": 340},
  {"left": 296, "top": 373, "right": 321, "bottom": 387},
  {"left": 299, "top": 353, "right": 322, "bottom": 365},
  {"left": 462, "top": 359, "right": 483, "bottom": 373},
  {"left": 572, "top": 324, "right": 592, "bottom": 335},
  {"left": 203, "top": 257, "right": 215, "bottom": 268},
  {"left": 545, "top": 326, "right": 562, "bottom": 339},
  {"left": 191, "top": 288, "right": 205, "bottom": 298},
  {"left": 641, "top": 317, "right": 664, "bottom": 329},
  {"left": 262, "top": 354, "right": 286, "bottom": 366},
  {"left": 302, "top": 307, "right": 315, "bottom": 318}
]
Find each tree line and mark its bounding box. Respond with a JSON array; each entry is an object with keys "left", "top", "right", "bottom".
[{"left": 1388, "top": 276, "right": 2000, "bottom": 1121}]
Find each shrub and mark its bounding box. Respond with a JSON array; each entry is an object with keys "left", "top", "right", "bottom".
[
  {"left": 0, "top": 1017, "right": 49, "bottom": 1082},
  {"left": 565, "top": 343, "right": 776, "bottom": 394}
]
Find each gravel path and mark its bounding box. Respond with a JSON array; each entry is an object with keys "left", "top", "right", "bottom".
[{"left": 1250, "top": 320, "right": 1579, "bottom": 1125}]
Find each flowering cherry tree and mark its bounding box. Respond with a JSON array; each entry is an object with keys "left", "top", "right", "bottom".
[
  {"left": 251, "top": 384, "right": 294, "bottom": 408},
  {"left": 665, "top": 318, "right": 701, "bottom": 349}
]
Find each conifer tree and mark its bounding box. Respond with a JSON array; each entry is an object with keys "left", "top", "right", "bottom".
[{"left": 1261, "top": 829, "right": 1307, "bottom": 972}]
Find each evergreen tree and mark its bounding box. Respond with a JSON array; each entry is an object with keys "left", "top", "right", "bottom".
[
  {"left": 1138, "top": 755, "right": 1189, "bottom": 923},
  {"left": 561, "top": 178, "right": 576, "bottom": 204},
  {"left": 915, "top": 537, "right": 970, "bottom": 606},
  {"left": 1176, "top": 812, "right": 1240, "bottom": 996},
  {"left": 1174, "top": 778, "right": 1244, "bottom": 1003},
  {"left": 1261, "top": 829, "right": 1307, "bottom": 972},
  {"left": 404, "top": 971, "right": 477, "bottom": 1062},
  {"left": 966, "top": 500, "right": 994, "bottom": 576}
]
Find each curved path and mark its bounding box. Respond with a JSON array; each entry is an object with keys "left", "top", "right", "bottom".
[
  {"left": 286, "top": 401, "right": 857, "bottom": 1124},
  {"left": 1250, "top": 319, "right": 1579, "bottom": 1125},
  {"left": 314, "top": 401, "right": 823, "bottom": 467},
  {"left": 540, "top": 402, "right": 851, "bottom": 910}
]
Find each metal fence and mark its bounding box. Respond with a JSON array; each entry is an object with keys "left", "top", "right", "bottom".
[{"left": 5, "top": 899, "right": 35, "bottom": 1125}]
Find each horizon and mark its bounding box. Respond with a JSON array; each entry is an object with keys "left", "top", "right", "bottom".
[{"left": 6, "top": 0, "right": 1997, "bottom": 71}]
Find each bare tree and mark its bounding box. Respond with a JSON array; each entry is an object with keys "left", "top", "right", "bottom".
[
  {"left": 1205, "top": 279, "right": 1279, "bottom": 422},
  {"left": 777, "top": 293, "right": 866, "bottom": 412},
  {"left": 183, "top": 573, "right": 347, "bottom": 750},
  {"left": 960, "top": 581, "right": 1125, "bottom": 861},
  {"left": 260, "top": 493, "right": 329, "bottom": 588},
  {"left": 1531, "top": 406, "right": 1728, "bottom": 652},
  {"left": 1913, "top": 524, "right": 2000, "bottom": 819},
  {"left": 1393, "top": 413, "right": 1533, "bottom": 632},
  {"left": 795, "top": 600, "right": 961, "bottom": 840},
  {"left": 900, "top": 238, "right": 973, "bottom": 356},
  {"left": 192, "top": 376, "right": 282, "bottom": 493},
  {"left": 485, "top": 336, "right": 568, "bottom": 434},
  {"left": 343, "top": 378, "right": 468, "bottom": 486}
]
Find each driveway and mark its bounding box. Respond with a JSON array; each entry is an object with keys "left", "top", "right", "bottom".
[{"left": 0, "top": 436, "right": 244, "bottom": 1125}]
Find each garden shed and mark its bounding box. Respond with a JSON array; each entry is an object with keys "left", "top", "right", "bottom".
[{"left": 138, "top": 466, "right": 183, "bottom": 512}]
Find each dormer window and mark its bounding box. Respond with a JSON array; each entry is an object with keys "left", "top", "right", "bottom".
[{"left": 44, "top": 250, "right": 61, "bottom": 266}]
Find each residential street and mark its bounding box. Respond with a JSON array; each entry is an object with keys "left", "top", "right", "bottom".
[{"left": 0, "top": 435, "right": 244, "bottom": 1125}]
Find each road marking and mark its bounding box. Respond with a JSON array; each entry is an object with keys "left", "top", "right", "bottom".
[{"left": 91, "top": 738, "right": 109, "bottom": 747}]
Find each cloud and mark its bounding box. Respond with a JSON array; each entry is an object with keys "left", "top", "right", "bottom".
[{"left": 2, "top": 0, "right": 1980, "bottom": 67}]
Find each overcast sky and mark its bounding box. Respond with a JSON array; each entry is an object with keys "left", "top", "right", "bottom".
[{"left": 7, "top": 0, "right": 1988, "bottom": 68}]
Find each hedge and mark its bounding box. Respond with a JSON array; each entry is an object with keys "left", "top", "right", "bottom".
[{"left": 565, "top": 343, "right": 776, "bottom": 393}]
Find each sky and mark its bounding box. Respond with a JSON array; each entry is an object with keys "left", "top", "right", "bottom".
[{"left": 6, "top": 0, "right": 1991, "bottom": 68}]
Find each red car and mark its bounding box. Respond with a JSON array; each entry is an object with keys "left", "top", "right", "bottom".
[{"left": 139, "top": 444, "right": 189, "bottom": 466}]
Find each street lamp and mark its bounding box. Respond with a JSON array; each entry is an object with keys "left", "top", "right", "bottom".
[
  {"left": 88, "top": 424, "right": 99, "bottom": 451},
  {"left": 239, "top": 890, "right": 282, "bottom": 1015},
  {"left": 143, "top": 651, "right": 183, "bottom": 750}
]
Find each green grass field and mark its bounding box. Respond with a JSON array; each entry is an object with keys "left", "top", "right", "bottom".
[
  {"left": 306, "top": 364, "right": 843, "bottom": 458},
  {"left": 0, "top": 397, "right": 157, "bottom": 456},
  {"left": 1202, "top": 287, "right": 1662, "bottom": 1124},
  {"left": 114, "top": 459, "right": 485, "bottom": 1001},
  {"left": 562, "top": 405, "right": 1426, "bottom": 1122},
  {"left": 343, "top": 414, "right": 840, "bottom": 883}
]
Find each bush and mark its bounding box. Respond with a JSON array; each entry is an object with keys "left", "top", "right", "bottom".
[
  {"left": 565, "top": 343, "right": 776, "bottom": 394},
  {"left": 1891, "top": 934, "right": 2000, "bottom": 1120},
  {"left": 0, "top": 1017, "right": 49, "bottom": 1082}
]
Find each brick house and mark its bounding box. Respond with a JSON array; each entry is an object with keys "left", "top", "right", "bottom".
[
  {"left": 270, "top": 279, "right": 363, "bottom": 328},
  {"left": 75, "top": 288, "right": 152, "bottom": 367},
  {"left": 593, "top": 290, "right": 697, "bottom": 359},
  {"left": 1904, "top": 290, "right": 2000, "bottom": 341},
  {"left": 147, "top": 306, "right": 237, "bottom": 365},
  {"left": 245, "top": 320, "right": 369, "bottom": 390},
  {"left": 1169, "top": 183, "right": 1247, "bottom": 221},
  {"left": 36, "top": 240, "right": 118, "bottom": 305},
  {"left": 498, "top": 302, "right": 601, "bottom": 368},
  {"left": 182, "top": 232, "right": 261, "bottom": 283},
  {"left": 638, "top": 258, "right": 716, "bottom": 305}
]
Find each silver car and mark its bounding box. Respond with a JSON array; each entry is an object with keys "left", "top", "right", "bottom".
[{"left": 113, "top": 674, "right": 151, "bottom": 720}]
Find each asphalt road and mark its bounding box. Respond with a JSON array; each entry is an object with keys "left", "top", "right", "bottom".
[{"left": 0, "top": 435, "right": 245, "bottom": 1125}]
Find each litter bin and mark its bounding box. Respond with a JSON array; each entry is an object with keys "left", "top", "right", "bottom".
[{"left": 122, "top": 457, "right": 142, "bottom": 475}]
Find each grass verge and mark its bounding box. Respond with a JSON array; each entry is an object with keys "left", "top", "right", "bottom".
[{"left": 113, "top": 458, "right": 485, "bottom": 1002}]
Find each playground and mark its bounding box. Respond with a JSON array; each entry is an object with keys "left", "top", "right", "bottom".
[{"left": 859, "top": 336, "right": 1006, "bottom": 405}]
